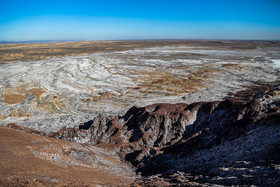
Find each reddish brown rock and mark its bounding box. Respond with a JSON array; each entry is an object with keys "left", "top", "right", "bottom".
[{"left": 6, "top": 96, "right": 280, "bottom": 186}]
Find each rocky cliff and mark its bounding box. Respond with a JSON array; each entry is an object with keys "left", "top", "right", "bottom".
[{"left": 47, "top": 91, "right": 280, "bottom": 186}]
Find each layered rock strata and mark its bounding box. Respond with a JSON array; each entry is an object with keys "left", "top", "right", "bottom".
[
  {"left": 3, "top": 84, "right": 280, "bottom": 186},
  {"left": 47, "top": 95, "right": 280, "bottom": 185}
]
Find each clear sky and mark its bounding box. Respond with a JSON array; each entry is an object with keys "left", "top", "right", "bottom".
[{"left": 0, "top": 0, "right": 280, "bottom": 41}]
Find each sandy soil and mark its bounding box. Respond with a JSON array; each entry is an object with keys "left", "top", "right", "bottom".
[
  {"left": 0, "top": 125, "right": 135, "bottom": 186},
  {"left": 1, "top": 40, "right": 279, "bottom": 64}
]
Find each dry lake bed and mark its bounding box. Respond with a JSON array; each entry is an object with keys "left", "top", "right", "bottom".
[{"left": 0, "top": 40, "right": 280, "bottom": 131}]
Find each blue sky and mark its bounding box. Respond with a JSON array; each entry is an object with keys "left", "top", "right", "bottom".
[{"left": 0, "top": 0, "right": 280, "bottom": 41}]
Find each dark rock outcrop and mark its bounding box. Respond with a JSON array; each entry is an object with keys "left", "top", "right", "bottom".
[
  {"left": 48, "top": 97, "right": 280, "bottom": 186},
  {"left": 8, "top": 89, "right": 279, "bottom": 186}
]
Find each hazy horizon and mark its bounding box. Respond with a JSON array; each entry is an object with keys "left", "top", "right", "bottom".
[
  {"left": 1, "top": 0, "right": 280, "bottom": 41},
  {"left": 1, "top": 38, "right": 280, "bottom": 44}
]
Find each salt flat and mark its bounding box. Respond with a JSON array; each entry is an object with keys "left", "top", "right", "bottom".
[{"left": 0, "top": 42, "right": 280, "bottom": 131}]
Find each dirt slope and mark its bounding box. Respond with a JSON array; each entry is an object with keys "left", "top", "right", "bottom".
[{"left": 0, "top": 126, "right": 134, "bottom": 186}]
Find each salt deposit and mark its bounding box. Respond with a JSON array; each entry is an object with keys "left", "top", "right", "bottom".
[{"left": 0, "top": 45, "right": 279, "bottom": 131}]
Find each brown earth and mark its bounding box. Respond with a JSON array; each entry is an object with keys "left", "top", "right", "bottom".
[
  {"left": 133, "top": 68, "right": 219, "bottom": 95},
  {"left": 0, "top": 126, "right": 134, "bottom": 186},
  {"left": 1, "top": 40, "right": 280, "bottom": 64}
]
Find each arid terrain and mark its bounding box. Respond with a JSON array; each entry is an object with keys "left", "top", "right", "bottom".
[
  {"left": 0, "top": 125, "right": 135, "bottom": 186},
  {"left": 0, "top": 40, "right": 280, "bottom": 186},
  {"left": 1, "top": 41, "right": 280, "bottom": 123}
]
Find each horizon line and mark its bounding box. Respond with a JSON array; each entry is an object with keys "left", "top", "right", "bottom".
[{"left": 1, "top": 38, "right": 280, "bottom": 44}]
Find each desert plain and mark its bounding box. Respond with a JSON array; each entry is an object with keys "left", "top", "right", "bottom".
[
  {"left": 1, "top": 40, "right": 280, "bottom": 127},
  {"left": 0, "top": 40, "right": 280, "bottom": 186}
]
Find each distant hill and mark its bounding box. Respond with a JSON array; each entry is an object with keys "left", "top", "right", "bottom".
[{"left": 0, "top": 40, "right": 81, "bottom": 44}]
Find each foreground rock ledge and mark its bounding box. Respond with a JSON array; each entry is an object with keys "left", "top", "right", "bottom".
[{"left": 3, "top": 97, "right": 280, "bottom": 186}]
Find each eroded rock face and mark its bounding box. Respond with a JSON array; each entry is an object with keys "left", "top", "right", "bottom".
[
  {"left": 47, "top": 97, "right": 280, "bottom": 185},
  {"left": 51, "top": 99, "right": 268, "bottom": 149},
  {"left": 8, "top": 94, "right": 280, "bottom": 186},
  {"left": 50, "top": 103, "right": 199, "bottom": 155}
]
